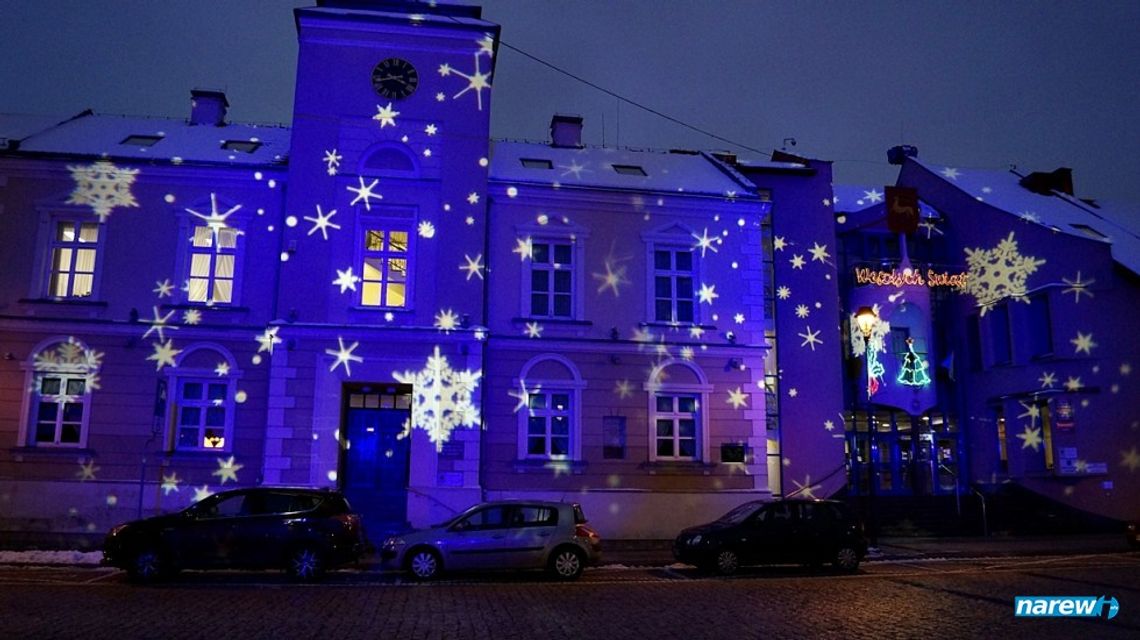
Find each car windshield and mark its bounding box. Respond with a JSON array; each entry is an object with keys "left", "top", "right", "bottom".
[{"left": 716, "top": 501, "right": 763, "bottom": 524}]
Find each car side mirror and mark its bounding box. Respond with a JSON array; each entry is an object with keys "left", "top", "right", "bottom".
[{"left": 450, "top": 520, "right": 469, "bottom": 532}]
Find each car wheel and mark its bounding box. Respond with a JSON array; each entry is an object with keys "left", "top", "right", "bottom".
[
  {"left": 127, "top": 548, "right": 164, "bottom": 583},
  {"left": 286, "top": 546, "right": 326, "bottom": 581},
  {"left": 714, "top": 549, "right": 740, "bottom": 576},
  {"left": 548, "top": 546, "right": 585, "bottom": 580},
  {"left": 833, "top": 546, "right": 860, "bottom": 573},
  {"left": 406, "top": 547, "right": 442, "bottom": 581}
]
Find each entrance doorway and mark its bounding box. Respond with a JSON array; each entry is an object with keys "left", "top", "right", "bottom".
[
  {"left": 341, "top": 387, "right": 412, "bottom": 537},
  {"left": 845, "top": 409, "right": 962, "bottom": 496}
]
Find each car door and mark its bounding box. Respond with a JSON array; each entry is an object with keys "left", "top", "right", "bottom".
[
  {"left": 748, "top": 502, "right": 799, "bottom": 564},
  {"left": 440, "top": 505, "right": 513, "bottom": 571},
  {"left": 230, "top": 491, "right": 297, "bottom": 568},
  {"left": 505, "top": 504, "right": 559, "bottom": 569},
  {"left": 172, "top": 492, "right": 246, "bottom": 568}
]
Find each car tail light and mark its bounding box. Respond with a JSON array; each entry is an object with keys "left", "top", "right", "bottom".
[
  {"left": 575, "top": 523, "right": 599, "bottom": 541},
  {"left": 334, "top": 513, "right": 362, "bottom": 535}
]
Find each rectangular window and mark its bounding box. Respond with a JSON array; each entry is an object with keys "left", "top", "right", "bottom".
[
  {"left": 602, "top": 416, "right": 626, "bottom": 459},
  {"left": 966, "top": 314, "right": 983, "bottom": 371},
  {"left": 995, "top": 406, "right": 1008, "bottom": 473},
  {"left": 47, "top": 220, "right": 100, "bottom": 299},
  {"left": 175, "top": 378, "right": 231, "bottom": 450},
  {"left": 187, "top": 225, "right": 239, "bottom": 304},
  {"left": 654, "top": 394, "right": 699, "bottom": 460},
  {"left": 989, "top": 303, "right": 1012, "bottom": 366},
  {"left": 1027, "top": 294, "right": 1053, "bottom": 358},
  {"left": 612, "top": 164, "right": 647, "bottom": 176},
  {"left": 520, "top": 158, "right": 553, "bottom": 170},
  {"left": 525, "top": 392, "right": 572, "bottom": 458},
  {"left": 121, "top": 134, "right": 162, "bottom": 147},
  {"left": 361, "top": 228, "right": 410, "bottom": 308},
  {"left": 34, "top": 375, "right": 87, "bottom": 445},
  {"left": 221, "top": 140, "right": 260, "bottom": 154},
  {"left": 529, "top": 242, "right": 573, "bottom": 318},
  {"left": 653, "top": 248, "right": 694, "bottom": 323}
]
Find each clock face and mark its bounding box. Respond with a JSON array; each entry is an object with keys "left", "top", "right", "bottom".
[{"left": 371, "top": 58, "right": 419, "bottom": 100}]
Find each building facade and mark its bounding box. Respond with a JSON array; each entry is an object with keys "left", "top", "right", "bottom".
[{"left": 1, "top": 2, "right": 1135, "bottom": 546}]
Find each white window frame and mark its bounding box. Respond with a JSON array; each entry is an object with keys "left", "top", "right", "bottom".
[
  {"left": 641, "top": 223, "right": 702, "bottom": 326},
  {"left": 44, "top": 218, "right": 104, "bottom": 299},
  {"left": 515, "top": 221, "right": 588, "bottom": 321},
  {"left": 173, "top": 195, "right": 248, "bottom": 307},
  {"left": 30, "top": 201, "right": 108, "bottom": 301},
  {"left": 523, "top": 390, "right": 574, "bottom": 459},
  {"left": 644, "top": 359, "right": 712, "bottom": 462},
  {"left": 514, "top": 354, "right": 586, "bottom": 461},
  {"left": 356, "top": 211, "right": 416, "bottom": 310},
  {"left": 165, "top": 344, "right": 239, "bottom": 453},
  {"left": 18, "top": 336, "right": 100, "bottom": 449}
]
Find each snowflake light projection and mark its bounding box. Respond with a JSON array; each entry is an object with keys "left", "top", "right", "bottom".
[
  {"left": 66, "top": 161, "right": 139, "bottom": 222},
  {"left": 393, "top": 347, "right": 482, "bottom": 451},
  {"left": 438, "top": 51, "right": 492, "bottom": 110},
  {"left": 963, "top": 232, "right": 1045, "bottom": 315},
  {"left": 33, "top": 337, "right": 103, "bottom": 396}
]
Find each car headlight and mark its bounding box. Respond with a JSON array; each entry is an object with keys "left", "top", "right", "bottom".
[
  {"left": 689, "top": 534, "right": 702, "bottom": 546},
  {"left": 108, "top": 524, "right": 130, "bottom": 537}
]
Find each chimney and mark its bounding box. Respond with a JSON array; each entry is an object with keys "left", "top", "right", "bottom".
[
  {"left": 190, "top": 89, "right": 229, "bottom": 126},
  {"left": 1019, "top": 167, "right": 1073, "bottom": 196},
  {"left": 550, "top": 114, "right": 583, "bottom": 148}
]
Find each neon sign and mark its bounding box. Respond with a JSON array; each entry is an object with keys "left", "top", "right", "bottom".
[{"left": 853, "top": 267, "right": 968, "bottom": 289}]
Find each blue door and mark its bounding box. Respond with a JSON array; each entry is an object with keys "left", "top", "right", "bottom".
[{"left": 343, "top": 408, "right": 410, "bottom": 537}]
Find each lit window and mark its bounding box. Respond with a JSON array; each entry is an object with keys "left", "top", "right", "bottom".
[
  {"left": 653, "top": 394, "right": 699, "bottom": 460},
  {"left": 121, "top": 134, "right": 162, "bottom": 147},
  {"left": 25, "top": 338, "right": 100, "bottom": 448},
  {"left": 47, "top": 220, "right": 101, "bottom": 299},
  {"left": 361, "top": 228, "right": 410, "bottom": 308},
  {"left": 612, "top": 164, "right": 647, "bottom": 176},
  {"left": 653, "top": 248, "right": 695, "bottom": 323},
  {"left": 525, "top": 392, "right": 572, "bottom": 458},
  {"left": 528, "top": 241, "right": 574, "bottom": 318},
  {"left": 221, "top": 140, "right": 261, "bottom": 153},
  {"left": 187, "top": 225, "right": 239, "bottom": 305},
  {"left": 175, "top": 379, "right": 232, "bottom": 450}
]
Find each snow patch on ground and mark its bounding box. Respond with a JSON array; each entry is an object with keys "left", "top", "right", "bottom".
[{"left": 0, "top": 550, "right": 103, "bottom": 566}]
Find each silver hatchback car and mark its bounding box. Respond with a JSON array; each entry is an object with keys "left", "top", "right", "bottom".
[{"left": 381, "top": 500, "right": 602, "bottom": 580}]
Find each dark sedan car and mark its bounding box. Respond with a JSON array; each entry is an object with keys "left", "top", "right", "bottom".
[
  {"left": 104, "top": 487, "right": 367, "bottom": 582},
  {"left": 673, "top": 499, "right": 867, "bottom": 575}
]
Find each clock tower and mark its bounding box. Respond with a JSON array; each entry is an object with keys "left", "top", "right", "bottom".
[{"left": 268, "top": 1, "right": 499, "bottom": 531}]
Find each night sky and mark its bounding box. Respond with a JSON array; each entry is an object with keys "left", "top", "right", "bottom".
[{"left": 2, "top": 0, "right": 1138, "bottom": 207}]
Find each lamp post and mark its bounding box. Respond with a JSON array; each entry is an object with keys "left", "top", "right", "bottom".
[{"left": 854, "top": 305, "right": 880, "bottom": 546}]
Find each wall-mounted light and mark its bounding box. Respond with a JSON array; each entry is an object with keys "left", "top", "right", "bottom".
[{"left": 725, "top": 331, "right": 736, "bottom": 344}]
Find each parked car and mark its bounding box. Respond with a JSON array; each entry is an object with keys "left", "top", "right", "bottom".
[
  {"left": 103, "top": 487, "right": 367, "bottom": 582},
  {"left": 381, "top": 500, "right": 602, "bottom": 580},
  {"left": 673, "top": 498, "right": 867, "bottom": 574},
  {"left": 1128, "top": 520, "right": 1139, "bottom": 549}
]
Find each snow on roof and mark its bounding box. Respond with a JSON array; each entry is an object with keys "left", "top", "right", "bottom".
[
  {"left": 914, "top": 159, "right": 1140, "bottom": 276},
  {"left": 489, "top": 141, "right": 755, "bottom": 198},
  {"left": 832, "top": 184, "right": 940, "bottom": 219},
  {"left": 0, "top": 113, "right": 69, "bottom": 149},
  {"left": 8, "top": 111, "right": 290, "bottom": 167}
]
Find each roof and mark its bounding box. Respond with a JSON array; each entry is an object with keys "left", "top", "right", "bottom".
[
  {"left": 831, "top": 184, "right": 940, "bottom": 220},
  {"left": 0, "top": 113, "right": 69, "bottom": 150},
  {"left": 489, "top": 141, "right": 756, "bottom": 198},
  {"left": 911, "top": 159, "right": 1140, "bottom": 275},
  {"left": 3, "top": 111, "right": 290, "bottom": 167}
]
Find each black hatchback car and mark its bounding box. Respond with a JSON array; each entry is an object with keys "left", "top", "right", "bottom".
[
  {"left": 673, "top": 499, "right": 867, "bottom": 574},
  {"left": 103, "top": 487, "right": 367, "bottom": 582}
]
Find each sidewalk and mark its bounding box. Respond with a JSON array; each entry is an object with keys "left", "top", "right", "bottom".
[{"left": 594, "top": 533, "right": 1133, "bottom": 567}]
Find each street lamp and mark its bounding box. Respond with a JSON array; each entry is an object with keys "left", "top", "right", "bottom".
[
  {"left": 855, "top": 306, "right": 884, "bottom": 397},
  {"left": 855, "top": 306, "right": 877, "bottom": 339}
]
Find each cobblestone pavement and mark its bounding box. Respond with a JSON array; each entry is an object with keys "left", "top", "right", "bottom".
[{"left": 2, "top": 553, "right": 1138, "bottom": 639}]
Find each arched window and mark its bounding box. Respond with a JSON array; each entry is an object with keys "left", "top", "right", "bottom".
[
  {"left": 516, "top": 355, "right": 586, "bottom": 461},
  {"left": 23, "top": 337, "right": 102, "bottom": 447},
  {"left": 645, "top": 360, "right": 712, "bottom": 461},
  {"left": 359, "top": 143, "right": 418, "bottom": 178},
  {"left": 167, "top": 344, "right": 239, "bottom": 451}
]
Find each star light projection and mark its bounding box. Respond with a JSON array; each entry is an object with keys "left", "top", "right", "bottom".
[
  {"left": 393, "top": 347, "right": 482, "bottom": 450},
  {"left": 304, "top": 205, "right": 341, "bottom": 239},
  {"left": 66, "top": 161, "right": 139, "bottom": 222},
  {"left": 187, "top": 193, "right": 243, "bottom": 252},
  {"left": 437, "top": 36, "right": 494, "bottom": 110},
  {"left": 326, "top": 337, "right": 363, "bottom": 376},
  {"left": 963, "top": 232, "right": 1045, "bottom": 315}
]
